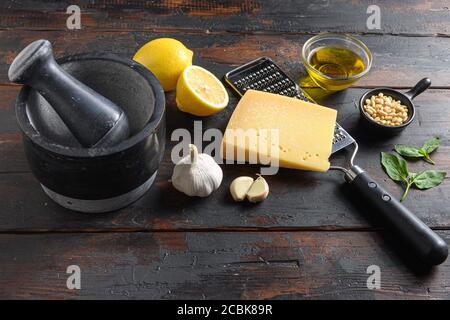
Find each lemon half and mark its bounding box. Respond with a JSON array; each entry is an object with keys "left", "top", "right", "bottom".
[
  {"left": 133, "top": 38, "right": 193, "bottom": 91},
  {"left": 176, "top": 66, "right": 229, "bottom": 116}
]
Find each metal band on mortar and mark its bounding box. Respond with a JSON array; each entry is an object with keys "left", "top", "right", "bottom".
[{"left": 41, "top": 171, "right": 158, "bottom": 213}]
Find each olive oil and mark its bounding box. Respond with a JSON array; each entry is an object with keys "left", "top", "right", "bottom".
[{"left": 306, "top": 47, "right": 366, "bottom": 91}]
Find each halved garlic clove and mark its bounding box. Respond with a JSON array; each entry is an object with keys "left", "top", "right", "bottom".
[
  {"left": 246, "top": 176, "right": 269, "bottom": 203},
  {"left": 230, "top": 176, "right": 254, "bottom": 201}
]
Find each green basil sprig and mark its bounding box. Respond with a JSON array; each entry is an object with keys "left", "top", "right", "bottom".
[
  {"left": 394, "top": 137, "right": 441, "bottom": 165},
  {"left": 380, "top": 152, "right": 446, "bottom": 202}
]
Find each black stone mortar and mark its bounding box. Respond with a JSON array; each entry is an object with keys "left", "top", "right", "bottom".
[{"left": 15, "top": 53, "right": 165, "bottom": 213}]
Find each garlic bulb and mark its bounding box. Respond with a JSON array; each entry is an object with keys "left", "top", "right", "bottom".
[{"left": 172, "top": 144, "right": 223, "bottom": 197}]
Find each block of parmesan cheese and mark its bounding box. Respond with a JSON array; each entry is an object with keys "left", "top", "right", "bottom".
[{"left": 221, "top": 90, "right": 337, "bottom": 172}]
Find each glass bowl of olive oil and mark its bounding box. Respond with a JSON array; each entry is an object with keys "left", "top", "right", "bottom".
[{"left": 302, "top": 33, "right": 372, "bottom": 91}]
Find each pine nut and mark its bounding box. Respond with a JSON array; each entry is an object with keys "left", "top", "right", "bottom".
[{"left": 363, "top": 93, "right": 409, "bottom": 126}]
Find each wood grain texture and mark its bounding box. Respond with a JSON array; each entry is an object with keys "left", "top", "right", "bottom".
[
  {"left": 0, "top": 86, "right": 448, "bottom": 231},
  {"left": 1, "top": 231, "right": 449, "bottom": 299},
  {"left": 1, "top": 0, "right": 450, "bottom": 35},
  {"left": 2, "top": 30, "right": 450, "bottom": 88},
  {"left": 1, "top": 1, "right": 450, "bottom": 300}
]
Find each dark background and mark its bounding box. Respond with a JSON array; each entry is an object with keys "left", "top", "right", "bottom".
[{"left": 0, "top": 1, "right": 449, "bottom": 299}]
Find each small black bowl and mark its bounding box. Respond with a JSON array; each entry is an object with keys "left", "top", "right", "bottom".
[{"left": 359, "top": 78, "right": 431, "bottom": 135}]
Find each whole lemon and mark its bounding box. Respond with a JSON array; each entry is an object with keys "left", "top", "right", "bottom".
[{"left": 133, "top": 38, "right": 193, "bottom": 91}]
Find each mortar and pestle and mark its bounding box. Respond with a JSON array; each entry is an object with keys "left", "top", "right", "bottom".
[{"left": 10, "top": 40, "right": 165, "bottom": 213}]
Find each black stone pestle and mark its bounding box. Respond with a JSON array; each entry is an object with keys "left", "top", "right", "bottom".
[{"left": 8, "top": 39, "right": 130, "bottom": 148}]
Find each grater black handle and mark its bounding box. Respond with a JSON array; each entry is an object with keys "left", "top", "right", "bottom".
[{"left": 346, "top": 166, "right": 448, "bottom": 266}]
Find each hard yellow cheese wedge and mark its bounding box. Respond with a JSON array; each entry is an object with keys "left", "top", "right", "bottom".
[{"left": 221, "top": 90, "right": 337, "bottom": 172}]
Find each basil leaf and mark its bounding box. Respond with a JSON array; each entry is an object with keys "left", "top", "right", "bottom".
[
  {"left": 422, "top": 137, "right": 441, "bottom": 154},
  {"left": 380, "top": 152, "right": 409, "bottom": 182},
  {"left": 413, "top": 170, "right": 446, "bottom": 190},
  {"left": 395, "top": 144, "right": 422, "bottom": 158},
  {"left": 418, "top": 148, "right": 427, "bottom": 156},
  {"left": 418, "top": 147, "right": 436, "bottom": 165}
]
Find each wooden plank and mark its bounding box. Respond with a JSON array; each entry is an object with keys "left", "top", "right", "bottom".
[
  {"left": 2, "top": 30, "right": 450, "bottom": 87},
  {"left": 0, "top": 231, "right": 449, "bottom": 299},
  {"left": 1, "top": 0, "right": 450, "bottom": 35},
  {"left": 0, "top": 86, "right": 449, "bottom": 231},
  {"left": 0, "top": 86, "right": 28, "bottom": 173}
]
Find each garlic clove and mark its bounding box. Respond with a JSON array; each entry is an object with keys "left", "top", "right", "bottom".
[
  {"left": 246, "top": 175, "right": 269, "bottom": 203},
  {"left": 230, "top": 176, "right": 254, "bottom": 201}
]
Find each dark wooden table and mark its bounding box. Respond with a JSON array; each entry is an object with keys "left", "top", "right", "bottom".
[{"left": 1, "top": 1, "right": 450, "bottom": 299}]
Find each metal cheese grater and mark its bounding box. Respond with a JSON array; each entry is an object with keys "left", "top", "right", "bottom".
[
  {"left": 224, "top": 57, "right": 355, "bottom": 154},
  {"left": 223, "top": 57, "right": 448, "bottom": 266}
]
